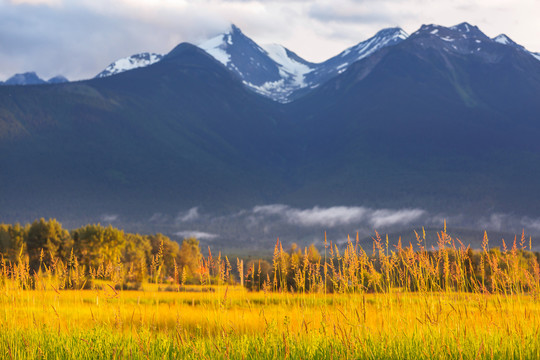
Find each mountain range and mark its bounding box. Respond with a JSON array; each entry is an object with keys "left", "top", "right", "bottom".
[
  {"left": 1, "top": 22, "right": 540, "bottom": 249},
  {"left": 95, "top": 23, "right": 540, "bottom": 102},
  {"left": 0, "top": 72, "right": 68, "bottom": 86}
]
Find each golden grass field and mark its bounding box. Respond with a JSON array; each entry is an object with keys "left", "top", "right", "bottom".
[{"left": 1, "top": 227, "right": 540, "bottom": 359}]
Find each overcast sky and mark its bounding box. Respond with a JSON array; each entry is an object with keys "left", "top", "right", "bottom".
[{"left": 1, "top": 0, "right": 539, "bottom": 81}]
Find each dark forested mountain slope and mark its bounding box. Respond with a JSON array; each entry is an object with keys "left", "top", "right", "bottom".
[
  {"left": 0, "top": 43, "right": 293, "bottom": 222},
  {"left": 1, "top": 23, "right": 540, "bottom": 231},
  {"left": 286, "top": 23, "right": 540, "bottom": 213}
]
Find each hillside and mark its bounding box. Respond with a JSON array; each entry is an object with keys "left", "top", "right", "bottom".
[{"left": 1, "top": 23, "right": 540, "bottom": 248}]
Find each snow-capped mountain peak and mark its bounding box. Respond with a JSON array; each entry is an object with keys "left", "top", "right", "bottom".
[
  {"left": 198, "top": 24, "right": 269, "bottom": 69},
  {"left": 493, "top": 34, "right": 512, "bottom": 45},
  {"left": 199, "top": 24, "right": 316, "bottom": 102},
  {"left": 198, "top": 25, "right": 408, "bottom": 102},
  {"left": 449, "top": 22, "right": 491, "bottom": 39},
  {"left": 417, "top": 22, "right": 490, "bottom": 40},
  {"left": 332, "top": 27, "right": 408, "bottom": 63},
  {"left": 450, "top": 22, "right": 474, "bottom": 33},
  {"left": 88, "top": 22, "right": 540, "bottom": 101},
  {"left": 347, "top": 27, "right": 408, "bottom": 61},
  {"left": 96, "top": 52, "right": 163, "bottom": 78},
  {"left": 299, "top": 27, "right": 408, "bottom": 96},
  {"left": 411, "top": 23, "right": 502, "bottom": 59},
  {"left": 409, "top": 23, "right": 540, "bottom": 64},
  {"left": 198, "top": 28, "right": 234, "bottom": 66},
  {"left": 493, "top": 34, "right": 540, "bottom": 61},
  {"left": 493, "top": 34, "right": 526, "bottom": 51},
  {"left": 374, "top": 27, "right": 409, "bottom": 41}
]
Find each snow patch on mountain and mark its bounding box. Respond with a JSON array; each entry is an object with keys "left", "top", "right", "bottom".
[
  {"left": 262, "top": 44, "right": 313, "bottom": 87},
  {"left": 245, "top": 79, "right": 287, "bottom": 99},
  {"left": 451, "top": 22, "right": 472, "bottom": 33},
  {"left": 492, "top": 34, "right": 540, "bottom": 61},
  {"left": 299, "top": 27, "right": 408, "bottom": 99},
  {"left": 494, "top": 34, "right": 511, "bottom": 45},
  {"left": 341, "top": 28, "right": 408, "bottom": 63},
  {"left": 199, "top": 33, "right": 232, "bottom": 66},
  {"left": 96, "top": 52, "right": 163, "bottom": 78},
  {"left": 411, "top": 24, "right": 540, "bottom": 65}
]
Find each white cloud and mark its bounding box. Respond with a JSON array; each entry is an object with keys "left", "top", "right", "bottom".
[
  {"left": 520, "top": 217, "right": 540, "bottom": 233},
  {"left": 100, "top": 214, "right": 119, "bottom": 223},
  {"left": 255, "top": 204, "right": 368, "bottom": 227},
  {"left": 253, "top": 204, "right": 289, "bottom": 215},
  {"left": 477, "top": 213, "right": 508, "bottom": 231},
  {"left": 149, "top": 213, "right": 171, "bottom": 223},
  {"left": 177, "top": 207, "right": 200, "bottom": 222},
  {"left": 369, "top": 209, "right": 425, "bottom": 228},
  {"left": 175, "top": 230, "right": 218, "bottom": 240},
  {"left": 253, "top": 204, "right": 424, "bottom": 228}
]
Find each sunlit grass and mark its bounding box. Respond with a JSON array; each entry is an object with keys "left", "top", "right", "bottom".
[
  {"left": 1, "top": 287, "right": 540, "bottom": 359},
  {"left": 1, "top": 225, "right": 540, "bottom": 359}
]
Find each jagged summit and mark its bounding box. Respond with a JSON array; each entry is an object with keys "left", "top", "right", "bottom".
[
  {"left": 322, "top": 27, "right": 408, "bottom": 65},
  {"left": 494, "top": 34, "right": 513, "bottom": 45},
  {"left": 96, "top": 52, "right": 163, "bottom": 78},
  {"left": 415, "top": 22, "right": 489, "bottom": 40},
  {"left": 198, "top": 25, "right": 408, "bottom": 101},
  {"left": 451, "top": 22, "right": 483, "bottom": 34},
  {"left": 492, "top": 34, "right": 540, "bottom": 61},
  {"left": 493, "top": 34, "right": 525, "bottom": 50},
  {"left": 415, "top": 22, "right": 489, "bottom": 38},
  {"left": 199, "top": 24, "right": 313, "bottom": 102},
  {"left": 89, "top": 22, "right": 539, "bottom": 101},
  {"left": 408, "top": 23, "right": 540, "bottom": 63},
  {"left": 230, "top": 24, "right": 243, "bottom": 35},
  {"left": 374, "top": 27, "right": 409, "bottom": 39}
]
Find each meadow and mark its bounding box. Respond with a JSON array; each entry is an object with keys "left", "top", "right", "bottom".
[{"left": 1, "top": 223, "right": 540, "bottom": 359}]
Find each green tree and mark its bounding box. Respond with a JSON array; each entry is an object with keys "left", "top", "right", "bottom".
[
  {"left": 178, "top": 237, "right": 202, "bottom": 280},
  {"left": 122, "top": 233, "right": 152, "bottom": 288},
  {"left": 0, "top": 223, "right": 28, "bottom": 262},
  {"left": 73, "top": 224, "right": 125, "bottom": 269},
  {"left": 148, "top": 234, "right": 181, "bottom": 282},
  {"left": 26, "top": 218, "right": 70, "bottom": 271}
]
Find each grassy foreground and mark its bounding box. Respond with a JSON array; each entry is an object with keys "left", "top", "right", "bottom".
[
  {"left": 1, "top": 226, "right": 540, "bottom": 359},
  {"left": 0, "top": 286, "right": 539, "bottom": 359}
]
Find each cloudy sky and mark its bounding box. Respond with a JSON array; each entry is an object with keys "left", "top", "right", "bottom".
[{"left": 1, "top": 0, "right": 539, "bottom": 81}]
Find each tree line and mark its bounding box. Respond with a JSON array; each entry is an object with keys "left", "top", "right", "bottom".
[
  {"left": 0, "top": 218, "right": 202, "bottom": 288},
  {"left": 2, "top": 219, "right": 540, "bottom": 295}
]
